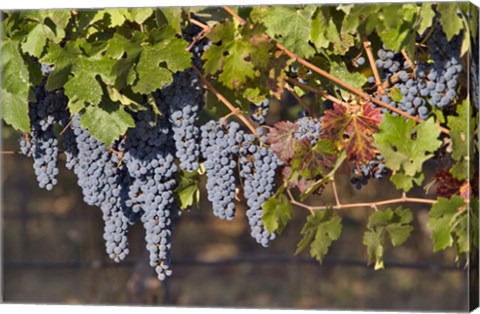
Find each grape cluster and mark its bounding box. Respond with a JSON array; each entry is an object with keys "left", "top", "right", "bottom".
[
  {"left": 251, "top": 99, "right": 270, "bottom": 125},
  {"left": 350, "top": 155, "right": 387, "bottom": 190},
  {"left": 294, "top": 116, "right": 322, "bottom": 145},
  {"left": 123, "top": 106, "right": 179, "bottom": 280},
  {"left": 69, "top": 115, "right": 131, "bottom": 262},
  {"left": 372, "top": 24, "right": 463, "bottom": 119},
  {"left": 18, "top": 27, "right": 285, "bottom": 281},
  {"left": 200, "top": 120, "right": 240, "bottom": 220},
  {"left": 238, "top": 133, "right": 281, "bottom": 247},
  {"left": 19, "top": 81, "right": 69, "bottom": 190},
  {"left": 161, "top": 70, "right": 204, "bottom": 172}
]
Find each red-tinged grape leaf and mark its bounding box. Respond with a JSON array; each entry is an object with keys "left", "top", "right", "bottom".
[
  {"left": 267, "top": 121, "right": 298, "bottom": 162},
  {"left": 291, "top": 139, "right": 337, "bottom": 179},
  {"left": 434, "top": 169, "right": 465, "bottom": 199},
  {"left": 321, "top": 102, "right": 383, "bottom": 164},
  {"left": 282, "top": 166, "right": 325, "bottom": 195},
  {"left": 265, "top": 51, "right": 291, "bottom": 100}
]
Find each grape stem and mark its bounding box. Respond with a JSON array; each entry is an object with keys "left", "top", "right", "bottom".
[
  {"left": 59, "top": 118, "right": 73, "bottom": 136},
  {"left": 285, "top": 78, "right": 348, "bottom": 107},
  {"left": 287, "top": 189, "right": 314, "bottom": 215},
  {"left": 220, "top": 6, "right": 450, "bottom": 136},
  {"left": 363, "top": 40, "right": 385, "bottom": 95},
  {"left": 401, "top": 50, "right": 416, "bottom": 79},
  {"left": 191, "top": 63, "right": 259, "bottom": 137},
  {"left": 381, "top": 71, "right": 411, "bottom": 90},
  {"left": 287, "top": 189, "right": 436, "bottom": 213},
  {"left": 189, "top": 18, "right": 210, "bottom": 31},
  {"left": 331, "top": 178, "right": 341, "bottom": 207},
  {"left": 186, "top": 30, "right": 207, "bottom": 52}
]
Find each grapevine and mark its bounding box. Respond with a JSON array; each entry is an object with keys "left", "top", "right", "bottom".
[{"left": 1, "top": 3, "right": 478, "bottom": 281}]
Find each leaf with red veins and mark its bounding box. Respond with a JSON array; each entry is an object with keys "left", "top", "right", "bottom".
[
  {"left": 321, "top": 102, "right": 382, "bottom": 164},
  {"left": 291, "top": 139, "right": 337, "bottom": 179},
  {"left": 267, "top": 121, "right": 298, "bottom": 162},
  {"left": 435, "top": 169, "right": 464, "bottom": 199}
]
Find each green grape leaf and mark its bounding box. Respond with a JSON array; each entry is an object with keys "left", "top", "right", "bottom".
[
  {"left": 155, "top": 8, "right": 183, "bottom": 34},
  {"left": 390, "top": 171, "right": 424, "bottom": 192},
  {"left": 105, "top": 32, "right": 145, "bottom": 61},
  {"left": 295, "top": 208, "right": 342, "bottom": 263},
  {"left": 341, "top": 4, "right": 381, "bottom": 35},
  {"left": 63, "top": 57, "right": 117, "bottom": 114},
  {"left": 127, "top": 8, "right": 154, "bottom": 24},
  {"left": 389, "top": 88, "right": 404, "bottom": 103},
  {"left": 202, "top": 21, "right": 258, "bottom": 89},
  {"left": 427, "top": 196, "right": 466, "bottom": 252},
  {"left": 376, "top": 4, "right": 418, "bottom": 58},
  {"left": 41, "top": 41, "right": 82, "bottom": 91},
  {"left": 363, "top": 207, "right": 413, "bottom": 269},
  {"left": 1, "top": 39, "right": 30, "bottom": 131},
  {"left": 311, "top": 7, "right": 340, "bottom": 51},
  {"left": 310, "top": 8, "right": 329, "bottom": 49},
  {"left": 103, "top": 8, "right": 130, "bottom": 27},
  {"left": 332, "top": 33, "right": 355, "bottom": 56},
  {"left": 132, "top": 28, "right": 191, "bottom": 94},
  {"left": 175, "top": 170, "right": 200, "bottom": 210},
  {"left": 251, "top": 6, "right": 316, "bottom": 58},
  {"left": 262, "top": 190, "right": 293, "bottom": 234},
  {"left": 106, "top": 85, "right": 141, "bottom": 108},
  {"left": 363, "top": 230, "right": 385, "bottom": 270},
  {"left": 22, "top": 10, "right": 71, "bottom": 44},
  {"left": 321, "top": 102, "right": 383, "bottom": 164},
  {"left": 373, "top": 114, "right": 441, "bottom": 191},
  {"left": 418, "top": 3, "right": 436, "bottom": 35},
  {"left": 105, "top": 32, "right": 144, "bottom": 90},
  {"left": 79, "top": 101, "right": 135, "bottom": 146},
  {"left": 437, "top": 3, "right": 464, "bottom": 41},
  {"left": 20, "top": 23, "right": 54, "bottom": 57},
  {"left": 330, "top": 61, "right": 367, "bottom": 90},
  {"left": 219, "top": 40, "right": 256, "bottom": 89},
  {"left": 447, "top": 99, "right": 473, "bottom": 180}
]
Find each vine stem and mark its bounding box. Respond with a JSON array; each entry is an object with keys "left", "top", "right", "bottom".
[
  {"left": 363, "top": 40, "right": 385, "bottom": 95},
  {"left": 191, "top": 63, "right": 259, "bottom": 136},
  {"left": 186, "top": 30, "right": 206, "bottom": 52},
  {"left": 285, "top": 77, "right": 348, "bottom": 107},
  {"left": 283, "top": 83, "right": 315, "bottom": 116},
  {"left": 220, "top": 6, "right": 450, "bottom": 136},
  {"left": 331, "top": 179, "right": 341, "bottom": 207},
  {"left": 401, "top": 50, "right": 416, "bottom": 79},
  {"left": 189, "top": 18, "right": 210, "bottom": 31},
  {"left": 288, "top": 191, "right": 437, "bottom": 213},
  {"left": 59, "top": 119, "right": 73, "bottom": 136},
  {"left": 287, "top": 189, "right": 314, "bottom": 215}
]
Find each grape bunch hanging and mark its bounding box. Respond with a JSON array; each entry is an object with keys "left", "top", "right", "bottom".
[{"left": 7, "top": 3, "right": 478, "bottom": 282}]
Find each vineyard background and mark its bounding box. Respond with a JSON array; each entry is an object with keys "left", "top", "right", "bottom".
[{"left": 1, "top": 107, "right": 470, "bottom": 311}]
